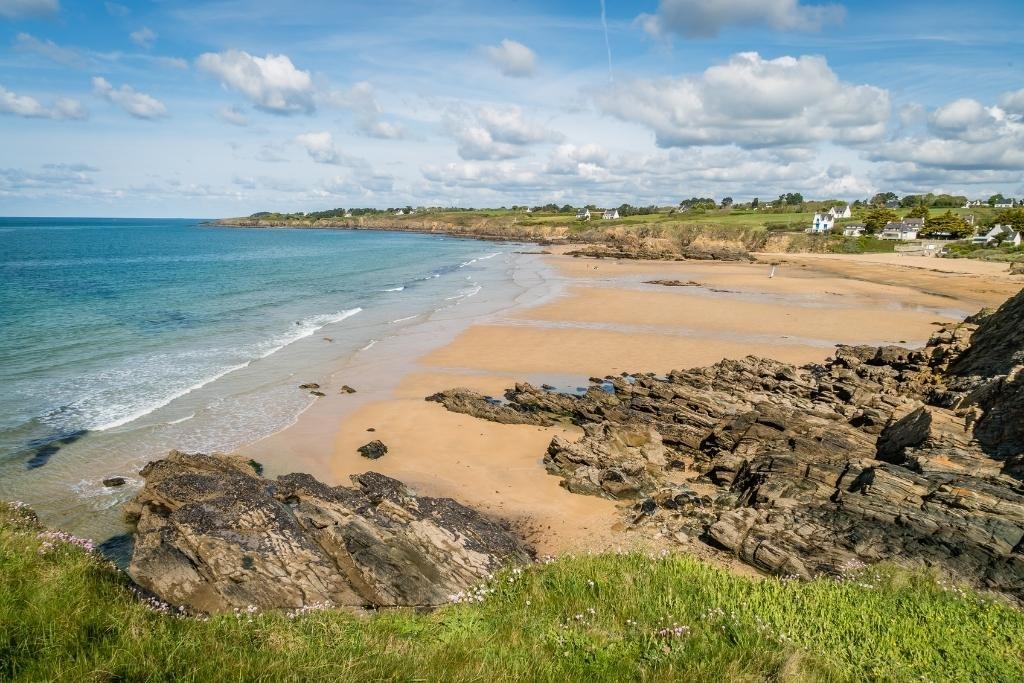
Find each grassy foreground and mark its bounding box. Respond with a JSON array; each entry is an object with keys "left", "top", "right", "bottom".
[{"left": 2, "top": 503, "right": 1022, "bottom": 682}]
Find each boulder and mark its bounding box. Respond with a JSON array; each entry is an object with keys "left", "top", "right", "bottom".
[
  {"left": 357, "top": 440, "right": 388, "bottom": 459},
  {"left": 125, "top": 452, "right": 528, "bottom": 613}
]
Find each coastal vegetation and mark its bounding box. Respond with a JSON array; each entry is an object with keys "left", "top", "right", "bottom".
[
  {"left": 3, "top": 502, "right": 1023, "bottom": 682},
  {"left": 221, "top": 194, "right": 1020, "bottom": 262}
]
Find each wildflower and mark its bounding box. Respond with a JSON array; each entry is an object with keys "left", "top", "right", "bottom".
[
  {"left": 36, "top": 530, "right": 95, "bottom": 554},
  {"left": 586, "top": 580, "right": 595, "bottom": 588},
  {"left": 655, "top": 623, "right": 691, "bottom": 639},
  {"left": 287, "top": 601, "right": 334, "bottom": 619}
]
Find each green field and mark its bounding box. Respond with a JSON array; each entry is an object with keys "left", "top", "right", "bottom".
[{"left": 3, "top": 503, "right": 1022, "bottom": 682}]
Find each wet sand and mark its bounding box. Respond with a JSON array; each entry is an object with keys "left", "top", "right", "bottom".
[{"left": 243, "top": 251, "right": 1023, "bottom": 556}]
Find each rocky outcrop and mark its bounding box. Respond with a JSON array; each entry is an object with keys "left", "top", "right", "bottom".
[
  {"left": 125, "top": 452, "right": 529, "bottom": 613},
  {"left": 565, "top": 245, "right": 683, "bottom": 261},
  {"left": 432, "top": 287, "right": 1024, "bottom": 600},
  {"left": 357, "top": 440, "right": 388, "bottom": 459},
  {"left": 545, "top": 423, "right": 667, "bottom": 498}
]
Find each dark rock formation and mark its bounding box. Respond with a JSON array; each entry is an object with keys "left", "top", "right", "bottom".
[
  {"left": 565, "top": 245, "right": 683, "bottom": 261},
  {"left": 102, "top": 477, "right": 126, "bottom": 487},
  {"left": 432, "top": 287, "right": 1024, "bottom": 600},
  {"left": 125, "top": 452, "right": 529, "bottom": 613},
  {"left": 679, "top": 245, "right": 756, "bottom": 262},
  {"left": 645, "top": 280, "right": 704, "bottom": 287},
  {"left": 357, "top": 440, "right": 388, "bottom": 459}
]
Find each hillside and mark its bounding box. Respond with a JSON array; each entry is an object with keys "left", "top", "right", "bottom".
[{"left": 212, "top": 205, "right": 1020, "bottom": 260}]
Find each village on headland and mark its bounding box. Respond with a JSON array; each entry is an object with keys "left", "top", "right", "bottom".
[{"left": 224, "top": 190, "right": 1024, "bottom": 264}]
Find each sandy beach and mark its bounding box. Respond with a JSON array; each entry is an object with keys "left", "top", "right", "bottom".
[{"left": 242, "top": 251, "right": 1023, "bottom": 556}]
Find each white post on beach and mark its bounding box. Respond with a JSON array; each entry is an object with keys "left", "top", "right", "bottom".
[{"left": 769, "top": 265, "right": 776, "bottom": 279}]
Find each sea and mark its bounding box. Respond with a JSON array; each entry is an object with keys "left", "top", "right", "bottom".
[{"left": 0, "top": 217, "right": 552, "bottom": 544}]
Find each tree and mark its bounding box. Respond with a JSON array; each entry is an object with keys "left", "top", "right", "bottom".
[
  {"left": 751, "top": 197, "right": 759, "bottom": 209},
  {"left": 720, "top": 197, "right": 733, "bottom": 208},
  {"left": 988, "top": 193, "right": 1006, "bottom": 207},
  {"left": 863, "top": 207, "right": 899, "bottom": 234},
  {"left": 777, "top": 192, "right": 804, "bottom": 206},
  {"left": 679, "top": 197, "right": 716, "bottom": 211},
  {"left": 993, "top": 208, "right": 1024, "bottom": 231},
  {"left": 871, "top": 191, "right": 898, "bottom": 206},
  {"left": 921, "top": 210, "right": 972, "bottom": 239},
  {"left": 906, "top": 205, "right": 930, "bottom": 219}
]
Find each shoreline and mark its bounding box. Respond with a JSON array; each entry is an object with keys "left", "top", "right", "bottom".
[
  {"left": 0, "top": 228, "right": 548, "bottom": 546},
  {"left": 240, "top": 248, "right": 1023, "bottom": 557}
]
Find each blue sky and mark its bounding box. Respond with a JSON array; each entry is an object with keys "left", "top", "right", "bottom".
[{"left": 0, "top": 0, "right": 1022, "bottom": 217}]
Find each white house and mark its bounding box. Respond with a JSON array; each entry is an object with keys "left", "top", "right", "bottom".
[
  {"left": 994, "top": 198, "right": 1015, "bottom": 208},
  {"left": 576, "top": 208, "right": 591, "bottom": 220},
  {"left": 828, "top": 205, "right": 852, "bottom": 219},
  {"left": 963, "top": 199, "right": 985, "bottom": 208},
  {"left": 879, "top": 220, "right": 920, "bottom": 241},
  {"left": 973, "top": 225, "right": 1022, "bottom": 246},
  {"left": 842, "top": 223, "right": 866, "bottom": 237},
  {"left": 602, "top": 209, "right": 619, "bottom": 220},
  {"left": 809, "top": 212, "right": 835, "bottom": 234}
]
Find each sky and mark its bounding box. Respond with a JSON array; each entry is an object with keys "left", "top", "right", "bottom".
[{"left": 0, "top": 0, "right": 1022, "bottom": 217}]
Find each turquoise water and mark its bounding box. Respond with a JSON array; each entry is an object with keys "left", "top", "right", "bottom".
[{"left": 0, "top": 218, "right": 540, "bottom": 538}]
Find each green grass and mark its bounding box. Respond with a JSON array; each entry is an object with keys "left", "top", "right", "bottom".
[
  {"left": 2, "top": 503, "right": 1022, "bottom": 682},
  {"left": 942, "top": 242, "right": 1024, "bottom": 262}
]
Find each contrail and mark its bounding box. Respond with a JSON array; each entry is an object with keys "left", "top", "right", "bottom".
[{"left": 600, "top": 0, "right": 613, "bottom": 83}]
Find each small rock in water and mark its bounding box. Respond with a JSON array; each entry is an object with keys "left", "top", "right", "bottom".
[
  {"left": 299, "top": 383, "right": 320, "bottom": 390},
  {"left": 102, "top": 477, "right": 126, "bottom": 488},
  {"left": 366, "top": 427, "right": 376, "bottom": 432},
  {"left": 358, "top": 440, "right": 388, "bottom": 459},
  {"left": 310, "top": 391, "right": 326, "bottom": 397},
  {"left": 541, "top": 384, "right": 557, "bottom": 391},
  {"left": 340, "top": 385, "right": 357, "bottom": 394}
]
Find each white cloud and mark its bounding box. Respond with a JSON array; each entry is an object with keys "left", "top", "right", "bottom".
[
  {"left": 870, "top": 90, "right": 1024, "bottom": 173},
  {"left": 104, "top": 2, "right": 128, "bottom": 16},
  {"left": 92, "top": 76, "right": 167, "bottom": 119},
  {"left": 130, "top": 27, "right": 156, "bottom": 49},
  {"left": 638, "top": 0, "right": 844, "bottom": 39},
  {"left": 546, "top": 143, "right": 610, "bottom": 174},
  {"left": 156, "top": 56, "right": 188, "bottom": 70},
  {"left": 13, "top": 33, "right": 83, "bottom": 66},
  {"left": 446, "top": 105, "right": 563, "bottom": 160},
  {"left": 295, "top": 131, "right": 344, "bottom": 164},
  {"left": 326, "top": 82, "right": 404, "bottom": 139},
  {"left": 0, "top": 0, "right": 59, "bottom": 19},
  {"left": 0, "top": 163, "right": 97, "bottom": 196},
  {"left": 0, "top": 84, "right": 86, "bottom": 120},
  {"left": 481, "top": 39, "right": 537, "bottom": 77},
  {"left": 999, "top": 89, "right": 1024, "bottom": 116},
  {"left": 196, "top": 49, "right": 315, "bottom": 115},
  {"left": 217, "top": 105, "right": 249, "bottom": 126},
  {"left": 597, "top": 52, "right": 889, "bottom": 149}
]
